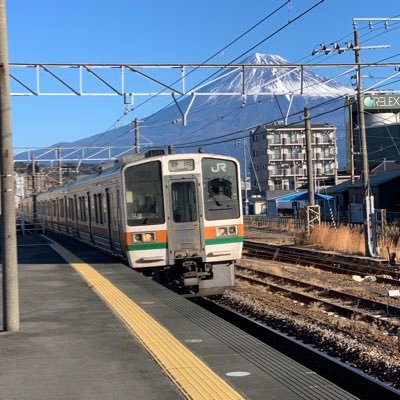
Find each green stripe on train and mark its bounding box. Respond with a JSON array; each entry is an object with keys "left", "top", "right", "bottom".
[
  {"left": 125, "top": 242, "right": 167, "bottom": 251},
  {"left": 126, "top": 236, "right": 243, "bottom": 251},
  {"left": 205, "top": 236, "right": 244, "bottom": 245}
]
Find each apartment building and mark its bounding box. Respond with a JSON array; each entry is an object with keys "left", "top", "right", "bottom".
[{"left": 250, "top": 124, "right": 337, "bottom": 191}]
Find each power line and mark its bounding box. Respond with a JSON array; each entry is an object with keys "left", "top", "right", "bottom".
[
  {"left": 124, "top": 0, "right": 324, "bottom": 129},
  {"left": 96, "top": 2, "right": 325, "bottom": 148},
  {"left": 104, "top": 0, "right": 292, "bottom": 134}
]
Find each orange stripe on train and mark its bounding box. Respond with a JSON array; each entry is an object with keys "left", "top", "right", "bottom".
[
  {"left": 204, "top": 224, "right": 244, "bottom": 239},
  {"left": 124, "top": 230, "right": 168, "bottom": 246}
]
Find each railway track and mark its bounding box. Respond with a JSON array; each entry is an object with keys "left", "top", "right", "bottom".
[
  {"left": 235, "top": 264, "right": 400, "bottom": 333},
  {"left": 244, "top": 240, "right": 400, "bottom": 286},
  {"left": 198, "top": 297, "right": 400, "bottom": 400}
]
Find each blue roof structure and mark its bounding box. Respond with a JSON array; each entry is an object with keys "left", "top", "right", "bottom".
[{"left": 273, "top": 191, "right": 333, "bottom": 202}]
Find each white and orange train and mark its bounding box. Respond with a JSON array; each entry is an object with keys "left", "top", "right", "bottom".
[{"left": 19, "top": 151, "right": 244, "bottom": 296}]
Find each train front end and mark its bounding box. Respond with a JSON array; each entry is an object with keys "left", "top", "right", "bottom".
[{"left": 122, "top": 153, "right": 243, "bottom": 296}]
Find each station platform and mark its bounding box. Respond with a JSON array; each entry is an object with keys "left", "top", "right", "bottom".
[{"left": 0, "top": 233, "right": 358, "bottom": 400}]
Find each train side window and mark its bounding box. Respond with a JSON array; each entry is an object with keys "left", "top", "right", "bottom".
[
  {"left": 79, "top": 196, "right": 86, "bottom": 222},
  {"left": 68, "top": 198, "right": 75, "bottom": 220},
  {"left": 53, "top": 199, "right": 57, "bottom": 217},
  {"left": 59, "top": 198, "right": 63, "bottom": 218},
  {"left": 94, "top": 194, "right": 99, "bottom": 224},
  {"left": 98, "top": 193, "right": 104, "bottom": 225},
  {"left": 124, "top": 161, "right": 164, "bottom": 226}
]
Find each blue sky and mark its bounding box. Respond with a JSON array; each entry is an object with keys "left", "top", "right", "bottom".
[{"left": 7, "top": 0, "right": 400, "bottom": 149}]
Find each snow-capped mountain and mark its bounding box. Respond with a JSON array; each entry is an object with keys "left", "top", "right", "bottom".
[
  {"left": 205, "top": 53, "right": 349, "bottom": 97},
  {"left": 18, "top": 53, "right": 354, "bottom": 168}
]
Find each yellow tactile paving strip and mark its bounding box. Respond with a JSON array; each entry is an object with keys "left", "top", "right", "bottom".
[{"left": 50, "top": 242, "right": 245, "bottom": 400}]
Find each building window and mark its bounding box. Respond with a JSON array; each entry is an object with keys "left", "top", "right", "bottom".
[{"left": 272, "top": 149, "right": 281, "bottom": 160}]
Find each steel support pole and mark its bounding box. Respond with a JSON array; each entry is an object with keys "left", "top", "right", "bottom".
[
  {"left": 304, "top": 108, "right": 315, "bottom": 206},
  {"left": 347, "top": 98, "right": 355, "bottom": 183},
  {"left": 134, "top": 118, "right": 140, "bottom": 154},
  {"left": 243, "top": 140, "right": 249, "bottom": 215},
  {"left": 0, "top": 0, "right": 19, "bottom": 332},
  {"left": 32, "top": 155, "right": 37, "bottom": 222},
  {"left": 57, "top": 146, "right": 62, "bottom": 185}
]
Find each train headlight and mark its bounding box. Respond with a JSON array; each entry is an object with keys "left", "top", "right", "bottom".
[
  {"left": 216, "top": 227, "right": 228, "bottom": 237},
  {"left": 227, "top": 226, "right": 237, "bottom": 236},
  {"left": 133, "top": 232, "right": 156, "bottom": 242},
  {"left": 215, "top": 226, "right": 237, "bottom": 237},
  {"left": 142, "top": 233, "right": 155, "bottom": 242},
  {"left": 133, "top": 234, "right": 142, "bottom": 242}
]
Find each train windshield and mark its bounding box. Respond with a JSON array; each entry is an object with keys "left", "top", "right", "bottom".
[
  {"left": 202, "top": 158, "right": 240, "bottom": 221},
  {"left": 124, "top": 161, "right": 165, "bottom": 226}
]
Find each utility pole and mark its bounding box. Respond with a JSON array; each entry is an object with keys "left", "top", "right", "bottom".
[
  {"left": 347, "top": 97, "right": 355, "bottom": 183},
  {"left": 311, "top": 18, "right": 395, "bottom": 256},
  {"left": 304, "top": 108, "right": 315, "bottom": 206},
  {"left": 354, "top": 28, "right": 377, "bottom": 257},
  {"left": 134, "top": 118, "right": 140, "bottom": 154},
  {"left": 0, "top": 0, "right": 19, "bottom": 332}
]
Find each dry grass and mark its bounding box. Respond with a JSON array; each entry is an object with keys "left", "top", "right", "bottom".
[
  {"left": 303, "top": 224, "right": 400, "bottom": 258},
  {"left": 380, "top": 223, "right": 400, "bottom": 257},
  {"left": 307, "top": 225, "right": 365, "bottom": 255}
]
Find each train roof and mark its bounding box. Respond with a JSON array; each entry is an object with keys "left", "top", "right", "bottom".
[{"left": 36, "top": 152, "right": 238, "bottom": 197}]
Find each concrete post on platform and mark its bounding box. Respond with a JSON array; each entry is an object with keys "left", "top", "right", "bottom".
[{"left": 0, "top": 0, "right": 19, "bottom": 332}]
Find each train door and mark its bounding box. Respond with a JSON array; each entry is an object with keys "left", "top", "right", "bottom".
[
  {"left": 166, "top": 177, "right": 203, "bottom": 262},
  {"left": 105, "top": 188, "right": 115, "bottom": 253}
]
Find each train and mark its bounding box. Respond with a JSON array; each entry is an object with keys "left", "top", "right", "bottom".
[{"left": 19, "top": 150, "right": 244, "bottom": 296}]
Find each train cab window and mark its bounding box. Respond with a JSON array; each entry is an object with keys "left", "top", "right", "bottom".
[
  {"left": 171, "top": 181, "right": 197, "bottom": 223},
  {"left": 124, "top": 161, "right": 164, "bottom": 226},
  {"left": 202, "top": 158, "right": 240, "bottom": 221}
]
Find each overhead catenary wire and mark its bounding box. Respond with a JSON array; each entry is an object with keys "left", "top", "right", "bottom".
[
  {"left": 103, "top": 0, "right": 292, "bottom": 134},
  {"left": 96, "top": 12, "right": 400, "bottom": 151},
  {"left": 96, "top": 1, "right": 326, "bottom": 148},
  {"left": 172, "top": 78, "right": 399, "bottom": 150},
  {"left": 113, "top": 16, "right": 400, "bottom": 135}
]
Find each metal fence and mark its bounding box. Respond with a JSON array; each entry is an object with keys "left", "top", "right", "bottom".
[
  {"left": 16, "top": 214, "right": 45, "bottom": 235},
  {"left": 244, "top": 215, "right": 364, "bottom": 232},
  {"left": 244, "top": 215, "right": 306, "bottom": 231}
]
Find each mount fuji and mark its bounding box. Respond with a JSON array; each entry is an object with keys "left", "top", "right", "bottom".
[{"left": 28, "top": 53, "right": 354, "bottom": 167}]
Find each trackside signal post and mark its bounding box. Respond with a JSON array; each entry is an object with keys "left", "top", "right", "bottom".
[
  {"left": 0, "top": 0, "right": 19, "bottom": 332},
  {"left": 304, "top": 107, "right": 320, "bottom": 234}
]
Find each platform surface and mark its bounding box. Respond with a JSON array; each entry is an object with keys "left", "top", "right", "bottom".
[{"left": 0, "top": 233, "right": 359, "bottom": 400}]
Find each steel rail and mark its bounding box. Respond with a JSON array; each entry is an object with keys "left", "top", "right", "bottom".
[
  {"left": 236, "top": 264, "right": 400, "bottom": 318},
  {"left": 235, "top": 269, "right": 398, "bottom": 333},
  {"left": 244, "top": 240, "right": 400, "bottom": 285},
  {"left": 198, "top": 297, "right": 400, "bottom": 400}
]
